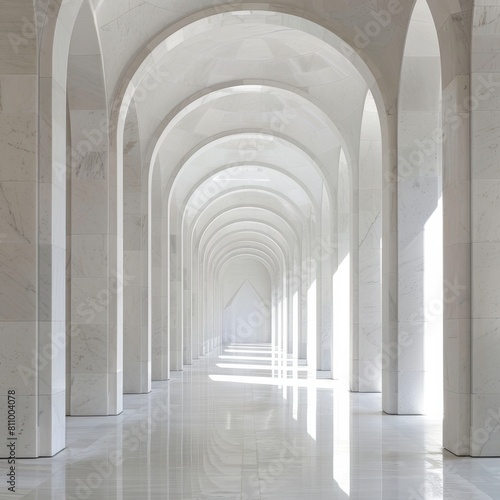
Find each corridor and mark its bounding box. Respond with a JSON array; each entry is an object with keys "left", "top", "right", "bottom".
[{"left": 8, "top": 345, "right": 500, "bottom": 500}]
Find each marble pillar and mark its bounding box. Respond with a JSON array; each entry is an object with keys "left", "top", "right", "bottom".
[
  {"left": 168, "top": 192, "right": 183, "bottom": 370},
  {"left": 182, "top": 231, "right": 193, "bottom": 364},
  {"left": 151, "top": 163, "right": 169, "bottom": 380},
  {"left": 355, "top": 91, "right": 382, "bottom": 393},
  {"left": 434, "top": 2, "right": 473, "bottom": 456},
  {"left": 67, "top": 2, "right": 121, "bottom": 415},
  {"left": 0, "top": 3, "right": 42, "bottom": 458},
  {"left": 397, "top": 34, "right": 442, "bottom": 414},
  {"left": 317, "top": 186, "right": 334, "bottom": 373},
  {"left": 381, "top": 108, "right": 399, "bottom": 415},
  {"left": 469, "top": 3, "right": 500, "bottom": 457},
  {"left": 123, "top": 102, "right": 150, "bottom": 394},
  {"left": 442, "top": 72, "right": 471, "bottom": 456}
]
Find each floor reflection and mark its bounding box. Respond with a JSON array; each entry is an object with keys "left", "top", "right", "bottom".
[{"left": 5, "top": 344, "right": 500, "bottom": 499}]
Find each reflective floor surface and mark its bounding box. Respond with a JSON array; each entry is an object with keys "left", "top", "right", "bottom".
[{"left": 2, "top": 344, "right": 500, "bottom": 499}]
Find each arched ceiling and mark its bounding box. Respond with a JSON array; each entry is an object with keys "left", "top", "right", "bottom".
[
  {"left": 172, "top": 135, "right": 327, "bottom": 207},
  {"left": 147, "top": 84, "right": 345, "bottom": 166},
  {"left": 93, "top": 0, "right": 418, "bottom": 104},
  {"left": 183, "top": 167, "right": 315, "bottom": 224},
  {"left": 147, "top": 15, "right": 349, "bottom": 290},
  {"left": 82, "top": 0, "right": 451, "bottom": 301},
  {"left": 191, "top": 194, "right": 305, "bottom": 246},
  {"left": 132, "top": 20, "right": 368, "bottom": 166}
]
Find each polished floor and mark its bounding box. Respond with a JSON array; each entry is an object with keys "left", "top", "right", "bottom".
[{"left": 4, "top": 345, "right": 500, "bottom": 499}]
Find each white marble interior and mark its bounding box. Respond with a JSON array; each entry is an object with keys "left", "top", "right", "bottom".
[{"left": 1, "top": 0, "right": 500, "bottom": 486}]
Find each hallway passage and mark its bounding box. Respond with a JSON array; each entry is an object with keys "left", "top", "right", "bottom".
[{"left": 6, "top": 345, "right": 500, "bottom": 500}]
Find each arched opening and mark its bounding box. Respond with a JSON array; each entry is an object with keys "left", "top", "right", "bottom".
[
  {"left": 8, "top": 2, "right": 500, "bottom": 497},
  {"left": 66, "top": 0, "right": 122, "bottom": 416},
  {"left": 352, "top": 90, "right": 383, "bottom": 393},
  {"left": 389, "top": 0, "right": 443, "bottom": 415},
  {"left": 104, "top": 10, "right": 389, "bottom": 391}
]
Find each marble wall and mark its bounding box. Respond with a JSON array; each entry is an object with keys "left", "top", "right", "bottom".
[
  {"left": 40, "top": 0, "right": 86, "bottom": 456},
  {"left": 380, "top": 109, "right": 399, "bottom": 415}
]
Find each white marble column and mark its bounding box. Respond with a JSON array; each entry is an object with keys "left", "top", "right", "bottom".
[
  {"left": 67, "top": 2, "right": 121, "bottom": 415},
  {"left": 168, "top": 194, "right": 183, "bottom": 370},
  {"left": 151, "top": 164, "right": 169, "bottom": 380},
  {"left": 192, "top": 248, "right": 203, "bottom": 357},
  {"left": 182, "top": 236, "right": 193, "bottom": 364},
  {"left": 317, "top": 186, "right": 334, "bottom": 373},
  {"left": 383, "top": 0, "right": 443, "bottom": 415},
  {"left": 469, "top": 3, "right": 500, "bottom": 457},
  {"left": 442, "top": 72, "right": 471, "bottom": 456},
  {"left": 201, "top": 248, "right": 210, "bottom": 356},
  {"left": 433, "top": 3, "right": 472, "bottom": 456},
  {"left": 40, "top": 0, "right": 85, "bottom": 455},
  {"left": 0, "top": 3, "right": 46, "bottom": 459},
  {"left": 291, "top": 255, "right": 301, "bottom": 361},
  {"left": 355, "top": 91, "right": 382, "bottom": 393},
  {"left": 381, "top": 108, "right": 399, "bottom": 415},
  {"left": 207, "top": 258, "right": 215, "bottom": 352},
  {"left": 299, "top": 232, "right": 309, "bottom": 360},
  {"left": 123, "top": 102, "right": 150, "bottom": 394}
]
